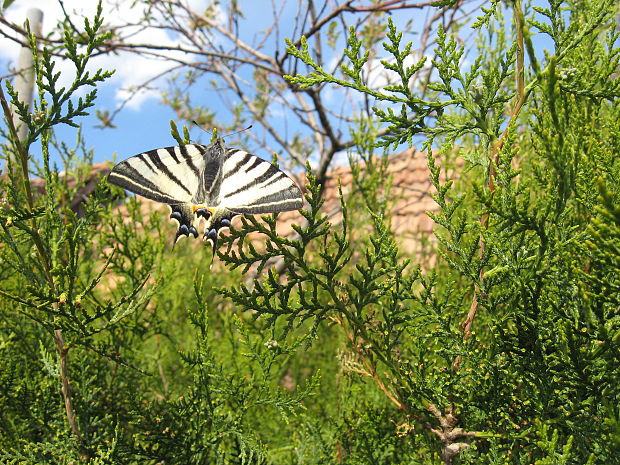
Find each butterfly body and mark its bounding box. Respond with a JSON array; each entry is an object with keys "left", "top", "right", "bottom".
[{"left": 108, "top": 138, "right": 303, "bottom": 253}]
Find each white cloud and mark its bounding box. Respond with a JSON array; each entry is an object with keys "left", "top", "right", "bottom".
[
  {"left": 319, "top": 51, "right": 433, "bottom": 111},
  {"left": 363, "top": 52, "right": 433, "bottom": 91},
  {"left": 1, "top": 0, "right": 217, "bottom": 110}
]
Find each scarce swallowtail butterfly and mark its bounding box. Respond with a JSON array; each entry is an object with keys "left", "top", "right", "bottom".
[{"left": 108, "top": 138, "right": 304, "bottom": 256}]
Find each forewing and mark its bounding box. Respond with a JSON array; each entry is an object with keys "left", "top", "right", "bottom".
[
  {"left": 108, "top": 145, "right": 206, "bottom": 204},
  {"left": 219, "top": 150, "right": 303, "bottom": 214}
]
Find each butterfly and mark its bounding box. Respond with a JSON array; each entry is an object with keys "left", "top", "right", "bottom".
[{"left": 108, "top": 138, "right": 304, "bottom": 256}]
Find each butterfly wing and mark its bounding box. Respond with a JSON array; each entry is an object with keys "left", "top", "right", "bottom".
[
  {"left": 108, "top": 145, "right": 207, "bottom": 205},
  {"left": 218, "top": 149, "right": 304, "bottom": 215},
  {"left": 108, "top": 141, "right": 303, "bottom": 251},
  {"left": 108, "top": 144, "right": 219, "bottom": 242}
]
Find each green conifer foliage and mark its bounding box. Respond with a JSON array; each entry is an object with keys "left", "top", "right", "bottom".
[{"left": 1, "top": 1, "right": 618, "bottom": 463}]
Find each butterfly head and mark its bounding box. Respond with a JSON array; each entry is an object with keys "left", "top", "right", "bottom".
[{"left": 207, "top": 136, "right": 227, "bottom": 152}]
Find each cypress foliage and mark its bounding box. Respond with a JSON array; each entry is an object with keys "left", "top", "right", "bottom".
[{"left": 0, "top": 1, "right": 618, "bottom": 463}]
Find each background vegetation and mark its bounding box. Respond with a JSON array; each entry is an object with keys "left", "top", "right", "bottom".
[{"left": 0, "top": 0, "right": 619, "bottom": 463}]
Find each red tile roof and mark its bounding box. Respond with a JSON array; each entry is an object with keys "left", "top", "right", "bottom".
[{"left": 272, "top": 148, "right": 440, "bottom": 258}]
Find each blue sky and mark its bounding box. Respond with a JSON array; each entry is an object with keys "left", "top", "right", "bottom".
[
  {"left": 3, "top": 0, "right": 367, "bottom": 169},
  {"left": 1, "top": 0, "right": 217, "bottom": 168},
  {"left": 1, "top": 0, "right": 560, "bottom": 172}
]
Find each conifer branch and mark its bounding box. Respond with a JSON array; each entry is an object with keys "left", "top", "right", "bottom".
[
  {"left": 0, "top": 81, "right": 90, "bottom": 459},
  {"left": 454, "top": 0, "right": 528, "bottom": 371}
]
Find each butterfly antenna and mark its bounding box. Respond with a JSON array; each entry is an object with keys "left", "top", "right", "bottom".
[
  {"left": 191, "top": 121, "right": 253, "bottom": 141},
  {"left": 221, "top": 125, "right": 253, "bottom": 139}
]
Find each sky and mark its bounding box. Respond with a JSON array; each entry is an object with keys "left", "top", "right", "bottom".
[
  {"left": 0, "top": 1, "right": 320, "bottom": 169},
  {"left": 0, "top": 0, "right": 560, "bottom": 172},
  {"left": 0, "top": 0, "right": 460, "bottom": 170},
  {"left": 1, "top": 0, "right": 224, "bottom": 169}
]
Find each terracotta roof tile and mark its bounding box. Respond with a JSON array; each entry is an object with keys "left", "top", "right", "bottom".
[{"left": 274, "top": 148, "right": 439, "bottom": 256}]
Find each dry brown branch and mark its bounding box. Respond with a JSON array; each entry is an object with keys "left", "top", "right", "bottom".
[
  {"left": 349, "top": 0, "right": 438, "bottom": 12},
  {"left": 279, "top": 0, "right": 354, "bottom": 65},
  {"left": 0, "top": 0, "right": 479, "bottom": 192}
]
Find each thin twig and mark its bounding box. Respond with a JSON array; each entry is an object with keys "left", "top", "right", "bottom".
[
  {"left": 332, "top": 314, "right": 407, "bottom": 411},
  {"left": 278, "top": 0, "right": 355, "bottom": 66},
  {"left": 350, "top": 0, "right": 438, "bottom": 12}
]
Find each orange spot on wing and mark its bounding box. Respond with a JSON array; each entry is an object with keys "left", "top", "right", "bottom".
[{"left": 192, "top": 205, "right": 215, "bottom": 215}]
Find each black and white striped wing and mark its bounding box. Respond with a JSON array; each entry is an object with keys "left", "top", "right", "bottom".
[
  {"left": 108, "top": 140, "right": 303, "bottom": 250},
  {"left": 108, "top": 145, "right": 207, "bottom": 205},
  {"left": 219, "top": 149, "right": 303, "bottom": 214}
]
